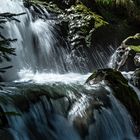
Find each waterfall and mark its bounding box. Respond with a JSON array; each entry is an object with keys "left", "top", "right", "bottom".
[
  {"left": 0, "top": 80, "right": 137, "bottom": 140},
  {"left": 0, "top": 0, "right": 70, "bottom": 80},
  {"left": 0, "top": 0, "right": 139, "bottom": 140},
  {"left": 0, "top": 0, "right": 85, "bottom": 81},
  {"left": 0, "top": 0, "right": 116, "bottom": 81}
]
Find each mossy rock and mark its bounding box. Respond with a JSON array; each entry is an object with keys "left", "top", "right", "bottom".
[
  {"left": 122, "top": 33, "right": 140, "bottom": 46},
  {"left": 112, "top": 33, "right": 140, "bottom": 71},
  {"left": 86, "top": 68, "right": 128, "bottom": 84},
  {"left": 129, "top": 45, "right": 140, "bottom": 53},
  {"left": 126, "top": 34, "right": 140, "bottom": 53},
  {"left": 71, "top": 3, "right": 108, "bottom": 29},
  {"left": 62, "top": 2, "right": 108, "bottom": 49},
  {"left": 86, "top": 68, "right": 140, "bottom": 133}
]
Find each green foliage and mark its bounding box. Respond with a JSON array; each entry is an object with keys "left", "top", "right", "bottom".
[
  {"left": 0, "top": 12, "right": 25, "bottom": 62},
  {"left": 0, "top": 12, "right": 24, "bottom": 89},
  {"left": 123, "top": 33, "right": 140, "bottom": 47},
  {"left": 0, "top": 39, "right": 16, "bottom": 62},
  {"left": 0, "top": 13, "right": 25, "bottom": 79},
  {"left": 129, "top": 45, "right": 140, "bottom": 53},
  {"left": 73, "top": 3, "right": 108, "bottom": 29}
]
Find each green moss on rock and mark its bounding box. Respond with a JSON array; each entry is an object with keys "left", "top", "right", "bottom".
[
  {"left": 123, "top": 33, "right": 140, "bottom": 46},
  {"left": 62, "top": 2, "right": 108, "bottom": 49},
  {"left": 86, "top": 68, "right": 128, "bottom": 84},
  {"left": 121, "top": 33, "right": 140, "bottom": 53},
  {"left": 86, "top": 68, "right": 140, "bottom": 132},
  {"left": 72, "top": 3, "right": 108, "bottom": 29},
  {"left": 129, "top": 45, "right": 140, "bottom": 53}
]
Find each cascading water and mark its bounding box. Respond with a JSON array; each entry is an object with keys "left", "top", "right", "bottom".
[
  {"left": 0, "top": 78, "right": 137, "bottom": 140},
  {"left": 0, "top": 0, "right": 116, "bottom": 81},
  {"left": 0, "top": 0, "right": 139, "bottom": 140},
  {"left": 0, "top": 0, "right": 71, "bottom": 80}
]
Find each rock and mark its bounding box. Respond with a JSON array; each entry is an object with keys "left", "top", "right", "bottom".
[
  {"left": 134, "top": 53, "right": 140, "bottom": 67},
  {"left": 111, "top": 46, "right": 137, "bottom": 71},
  {"left": 68, "top": 86, "right": 111, "bottom": 137},
  {"left": 132, "top": 68, "right": 140, "bottom": 89},
  {"left": 122, "top": 33, "right": 140, "bottom": 47},
  {"left": 86, "top": 68, "right": 140, "bottom": 134},
  {"left": 111, "top": 33, "right": 140, "bottom": 71},
  {"left": 61, "top": 3, "right": 108, "bottom": 49}
]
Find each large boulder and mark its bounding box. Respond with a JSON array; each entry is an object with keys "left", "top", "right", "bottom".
[{"left": 86, "top": 68, "right": 140, "bottom": 133}]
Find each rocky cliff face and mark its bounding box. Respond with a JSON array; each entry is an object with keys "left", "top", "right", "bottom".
[{"left": 30, "top": 0, "right": 140, "bottom": 49}]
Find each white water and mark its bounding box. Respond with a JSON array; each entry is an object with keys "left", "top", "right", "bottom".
[
  {"left": 14, "top": 69, "right": 91, "bottom": 84},
  {"left": 0, "top": 81, "right": 137, "bottom": 140},
  {"left": 0, "top": 0, "right": 70, "bottom": 80}
]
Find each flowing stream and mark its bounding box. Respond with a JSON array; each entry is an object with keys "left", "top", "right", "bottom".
[{"left": 0, "top": 0, "right": 139, "bottom": 140}]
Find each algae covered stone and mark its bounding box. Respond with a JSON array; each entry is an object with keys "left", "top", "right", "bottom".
[{"left": 86, "top": 68, "right": 140, "bottom": 132}]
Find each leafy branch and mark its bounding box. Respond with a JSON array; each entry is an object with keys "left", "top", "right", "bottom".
[{"left": 0, "top": 12, "right": 25, "bottom": 79}]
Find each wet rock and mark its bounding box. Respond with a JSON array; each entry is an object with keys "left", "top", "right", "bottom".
[
  {"left": 122, "top": 33, "right": 140, "bottom": 47},
  {"left": 132, "top": 68, "right": 140, "bottom": 89},
  {"left": 56, "top": 2, "right": 108, "bottom": 51},
  {"left": 86, "top": 68, "right": 140, "bottom": 134},
  {"left": 68, "top": 87, "right": 111, "bottom": 137},
  {"left": 134, "top": 53, "right": 140, "bottom": 67},
  {"left": 111, "top": 33, "right": 140, "bottom": 71},
  {"left": 11, "top": 95, "right": 30, "bottom": 112},
  {"left": 111, "top": 46, "right": 137, "bottom": 71}
]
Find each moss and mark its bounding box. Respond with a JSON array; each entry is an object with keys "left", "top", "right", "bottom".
[
  {"left": 129, "top": 45, "right": 140, "bottom": 53},
  {"left": 123, "top": 33, "right": 140, "bottom": 46},
  {"left": 86, "top": 68, "right": 140, "bottom": 130},
  {"left": 86, "top": 68, "right": 128, "bottom": 84},
  {"left": 73, "top": 3, "right": 108, "bottom": 29},
  {"left": 125, "top": 34, "right": 140, "bottom": 40}
]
